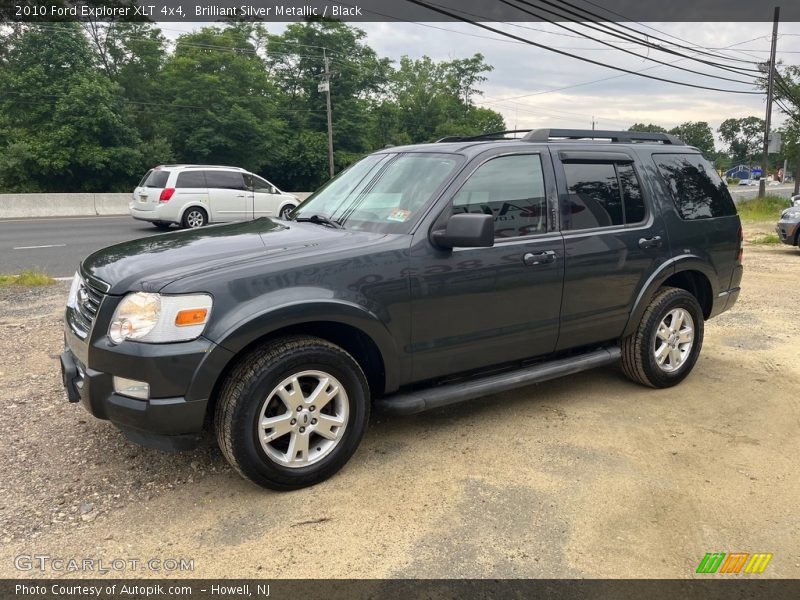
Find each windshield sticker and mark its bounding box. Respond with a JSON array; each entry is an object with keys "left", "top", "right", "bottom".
[{"left": 387, "top": 208, "right": 411, "bottom": 222}]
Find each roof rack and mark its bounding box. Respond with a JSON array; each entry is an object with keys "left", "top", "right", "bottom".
[
  {"left": 436, "top": 129, "right": 533, "bottom": 143},
  {"left": 521, "top": 128, "right": 684, "bottom": 145}
]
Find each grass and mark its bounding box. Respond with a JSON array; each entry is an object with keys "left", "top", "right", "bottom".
[
  {"left": 736, "top": 194, "right": 792, "bottom": 222},
  {"left": 748, "top": 233, "right": 782, "bottom": 245},
  {"left": 0, "top": 270, "right": 56, "bottom": 287}
]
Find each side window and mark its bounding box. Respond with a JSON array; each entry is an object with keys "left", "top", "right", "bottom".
[
  {"left": 562, "top": 162, "right": 646, "bottom": 230},
  {"left": 654, "top": 153, "right": 736, "bottom": 219},
  {"left": 618, "top": 164, "right": 646, "bottom": 223},
  {"left": 452, "top": 154, "right": 547, "bottom": 239},
  {"left": 175, "top": 171, "right": 207, "bottom": 188},
  {"left": 251, "top": 175, "right": 274, "bottom": 194},
  {"left": 204, "top": 170, "right": 246, "bottom": 191}
]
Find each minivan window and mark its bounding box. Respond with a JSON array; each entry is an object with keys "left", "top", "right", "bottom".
[
  {"left": 176, "top": 171, "right": 207, "bottom": 188},
  {"left": 452, "top": 154, "right": 547, "bottom": 239},
  {"left": 244, "top": 174, "right": 274, "bottom": 194},
  {"left": 142, "top": 170, "right": 170, "bottom": 188},
  {"left": 204, "top": 170, "right": 246, "bottom": 191},
  {"left": 654, "top": 153, "right": 736, "bottom": 219}
]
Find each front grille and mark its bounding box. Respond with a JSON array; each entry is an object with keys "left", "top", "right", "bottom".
[{"left": 68, "top": 278, "right": 105, "bottom": 339}]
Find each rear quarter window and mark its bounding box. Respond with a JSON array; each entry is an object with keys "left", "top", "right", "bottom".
[
  {"left": 654, "top": 153, "right": 736, "bottom": 219},
  {"left": 176, "top": 171, "right": 207, "bottom": 188}
]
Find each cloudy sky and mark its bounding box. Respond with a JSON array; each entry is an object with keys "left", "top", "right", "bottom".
[{"left": 164, "top": 20, "right": 800, "bottom": 139}]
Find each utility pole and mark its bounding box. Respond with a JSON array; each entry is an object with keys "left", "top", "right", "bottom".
[
  {"left": 592, "top": 116, "right": 595, "bottom": 131},
  {"left": 322, "top": 50, "right": 335, "bottom": 179},
  {"left": 759, "top": 6, "right": 780, "bottom": 198}
]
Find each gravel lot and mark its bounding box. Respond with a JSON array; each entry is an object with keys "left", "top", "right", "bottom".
[{"left": 1, "top": 221, "right": 799, "bottom": 578}]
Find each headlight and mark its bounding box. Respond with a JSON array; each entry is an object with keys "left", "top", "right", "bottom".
[
  {"left": 782, "top": 209, "right": 800, "bottom": 220},
  {"left": 108, "top": 292, "right": 212, "bottom": 344}
]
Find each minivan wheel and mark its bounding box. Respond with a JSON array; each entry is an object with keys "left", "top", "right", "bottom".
[
  {"left": 621, "top": 286, "right": 704, "bottom": 388},
  {"left": 214, "top": 336, "right": 370, "bottom": 490},
  {"left": 279, "top": 205, "right": 294, "bottom": 219},
  {"left": 182, "top": 208, "right": 207, "bottom": 229}
]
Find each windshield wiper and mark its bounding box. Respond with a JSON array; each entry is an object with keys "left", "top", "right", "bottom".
[{"left": 294, "top": 214, "right": 344, "bottom": 229}]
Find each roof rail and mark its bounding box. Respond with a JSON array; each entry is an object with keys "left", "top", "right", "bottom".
[
  {"left": 436, "top": 129, "right": 533, "bottom": 143},
  {"left": 521, "top": 128, "right": 684, "bottom": 145}
]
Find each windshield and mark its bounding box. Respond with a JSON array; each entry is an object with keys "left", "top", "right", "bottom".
[{"left": 293, "top": 152, "right": 461, "bottom": 233}]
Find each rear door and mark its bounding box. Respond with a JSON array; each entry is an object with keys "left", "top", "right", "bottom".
[
  {"left": 173, "top": 170, "right": 209, "bottom": 216},
  {"left": 204, "top": 170, "right": 248, "bottom": 222},
  {"left": 552, "top": 149, "right": 668, "bottom": 350}
]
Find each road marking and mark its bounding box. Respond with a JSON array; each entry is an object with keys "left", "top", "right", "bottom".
[
  {"left": 13, "top": 244, "right": 67, "bottom": 250},
  {"left": 0, "top": 215, "right": 129, "bottom": 224},
  {"left": 54, "top": 276, "right": 74, "bottom": 281}
]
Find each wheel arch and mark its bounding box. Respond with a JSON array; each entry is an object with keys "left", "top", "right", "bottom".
[
  {"left": 622, "top": 257, "right": 717, "bottom": 338},
  {"left": 178, "top": 203, "right": 209, "bottom": 224}
]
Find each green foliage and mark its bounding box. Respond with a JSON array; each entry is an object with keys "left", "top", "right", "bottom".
[
  {"left": 718, "top": 116, "right": 764, "bottom": 164},
  {"left": 748, "top": 232, "right": 781, "bottom": 245},
  {"left": 0, "top": 21, "right": 504, "bottom": 192},
  {"left": 736, "top": 195, "right": 791, "bottom": 222},
  {"left": 669, "top": 121, "right": 715, "bottom": 156},
  {"left": 0, "top": 271, "right": 55, "bottom": 287},
  {"left": 628, "top": 123, "right": 667, "bottom": 133}
]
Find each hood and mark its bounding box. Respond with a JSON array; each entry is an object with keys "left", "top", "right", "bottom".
[{"left": 81, "top": 218, "right": 384, "bottom": 294}]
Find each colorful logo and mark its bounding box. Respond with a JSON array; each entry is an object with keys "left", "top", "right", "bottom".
[{"left": 696, "top": 552, "right": 772, "bottom": 574}]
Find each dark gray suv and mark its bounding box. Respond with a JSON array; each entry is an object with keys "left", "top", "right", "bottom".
[{"left": 60, "top": 129, "right": 743, "bottom": 490}]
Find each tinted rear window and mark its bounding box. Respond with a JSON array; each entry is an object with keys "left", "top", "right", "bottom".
[
  {"left": 176, "top": 171, "right": 207, "bottom": 188},
  {"left": 143, "top": 170, "right": 170, "bottom": 188},
  {"left": 654, "top": 154, "right": 736, "bottom": 219},
  {"left": 204, "top": 170, "right": 246, "bottom": 190}
]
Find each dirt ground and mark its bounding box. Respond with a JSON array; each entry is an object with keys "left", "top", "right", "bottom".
[{"left": 1, "top": 220, "right": 798, "bottom": 579}]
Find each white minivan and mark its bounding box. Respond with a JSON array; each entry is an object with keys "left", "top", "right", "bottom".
[{"left": 130, "top": 165, "right": 300, "bottom": 229}]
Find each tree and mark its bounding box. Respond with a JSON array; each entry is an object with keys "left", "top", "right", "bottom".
[
  {"left": 628, "top": 123, "right": 667, "bottom": 133},
  {"left": 718, "top": 117, "right": 764, "bottom": 164},
  {"left": 668, "top": 121, "right": 715, "bottom": 156},
  {"left": 0, "top": 23, "right": 156, "bottom": 192}
]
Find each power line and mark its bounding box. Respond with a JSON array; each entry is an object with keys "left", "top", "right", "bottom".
[
  {"left": 406, "top": 0, "right": 762, "bottom": 95},
  {"left": 494, "top": 0, "right": 758, "bottom": 85}
]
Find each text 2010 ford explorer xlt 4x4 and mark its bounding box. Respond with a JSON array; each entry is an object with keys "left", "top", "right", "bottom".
[{"left": 60, "top": 129, "right": 743, "bottom": 490}]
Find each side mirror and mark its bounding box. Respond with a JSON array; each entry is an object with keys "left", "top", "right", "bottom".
[{"left": 432, "top": 213, "right": 494, "bottom": 249}]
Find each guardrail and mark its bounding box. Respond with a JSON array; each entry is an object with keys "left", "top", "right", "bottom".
[{"left": 0, "top": 192, "right": 312, "bottom": 219}]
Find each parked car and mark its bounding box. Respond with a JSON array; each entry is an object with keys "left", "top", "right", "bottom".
[
  {"left": 130, "top": 165, "right": 299, "bottom": 229},
  {"left": 61, "top": 129, "right": 743, "bottom": 490},
  {"left": 776, "top": 194, "right": 800, "bottom": 247}
]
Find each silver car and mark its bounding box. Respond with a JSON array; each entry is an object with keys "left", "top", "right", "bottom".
[{"left": 776, "top": 194, "right": 800, "bottom": 247}]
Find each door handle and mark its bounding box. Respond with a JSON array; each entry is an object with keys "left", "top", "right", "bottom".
[
  {"left": 236, "top": 194, "right": 246, "bottom": 198},
  {"left": 523, "top": 250, "right": 557, "bottom": 266},
  {"left": 638, "top": 236, "right": 662, "bottom": 249}
]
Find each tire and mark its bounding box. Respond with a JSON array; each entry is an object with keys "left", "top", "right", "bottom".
[
  {"left": 152, "top": 221, "right": 172, "bottom": 230},
  {"left": 279, "top": 204, "right": 295, "bottom": 219},
  {"left": 181, "top": 207, "right": 208, "bottom": 229},
  {"left": 215, "top": 336, "right": 370, "bottom": 490},
  {"left": 621, "top": 286, "right": 704, "bottom": 388}
]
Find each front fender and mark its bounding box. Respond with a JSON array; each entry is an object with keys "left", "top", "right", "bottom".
[
  {"left": 208, "top": 298, "right": 401, "bottom": 392},
  {"left": 621, "top": 255, "right": 719, "bottom": 338}
]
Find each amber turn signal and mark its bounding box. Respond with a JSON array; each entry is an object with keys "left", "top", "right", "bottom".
[{"left": 175, "top": 308, "right": 209, "bottom": 327}]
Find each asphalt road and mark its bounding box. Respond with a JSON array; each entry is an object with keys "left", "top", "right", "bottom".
[
  {"left": 728, "top": 182, "right": 797, "bottom": 201},
  {"left": 0, "top": 216, "right": 163, "bottom": 278}
]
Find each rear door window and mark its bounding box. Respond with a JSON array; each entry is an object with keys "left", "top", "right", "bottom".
[
  {"left": 561, "top": 161, "right": 646, "bottom": 230},
  {"left": 142, "top": 170, "right": 170, "bottom": 188},
  {"left": 176, "top": 171, "right": 207, "bottom": 188},
  {"left": 653, "top": 153, "right": 736, "bottom": 219},
  {"left": 204, "top": 170, "right": 246, "bottom": 190}
]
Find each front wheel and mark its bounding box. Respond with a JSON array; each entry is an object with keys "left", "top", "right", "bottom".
[
  {"left": 279, "top": 204, "right": 295, "bottom": 219},
  {"left": 214, "top": 336, "right": 370, "bottom": 490},
  {"left": 621, "top": 287, "right": 704, "bottom": 388}
]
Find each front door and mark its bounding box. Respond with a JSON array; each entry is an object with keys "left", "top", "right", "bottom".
[{"left": 409, "top": 151, "right": 565, "bottom": 382}]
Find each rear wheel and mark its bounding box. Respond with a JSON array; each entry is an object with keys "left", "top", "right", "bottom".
[
  {"left": 215, "top": 336, "right": 370, "bottom": 490},
  {"left": 621, "top": 287, "right": 704, "bottom": 388},
  {"left": 181, "top": 208, "right": 207, "bottom": 229}
]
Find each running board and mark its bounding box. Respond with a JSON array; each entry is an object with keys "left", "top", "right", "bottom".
[{"left": 376, "top": 346, "right": 621, "bottom": 415}]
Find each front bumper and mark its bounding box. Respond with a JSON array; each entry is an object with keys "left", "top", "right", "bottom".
[
  {"left": 61, "top": 319, "right": 233, "bottom": 451},
  {"left": 775, "top": 219, "right": 799, "bottom": 246}
]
